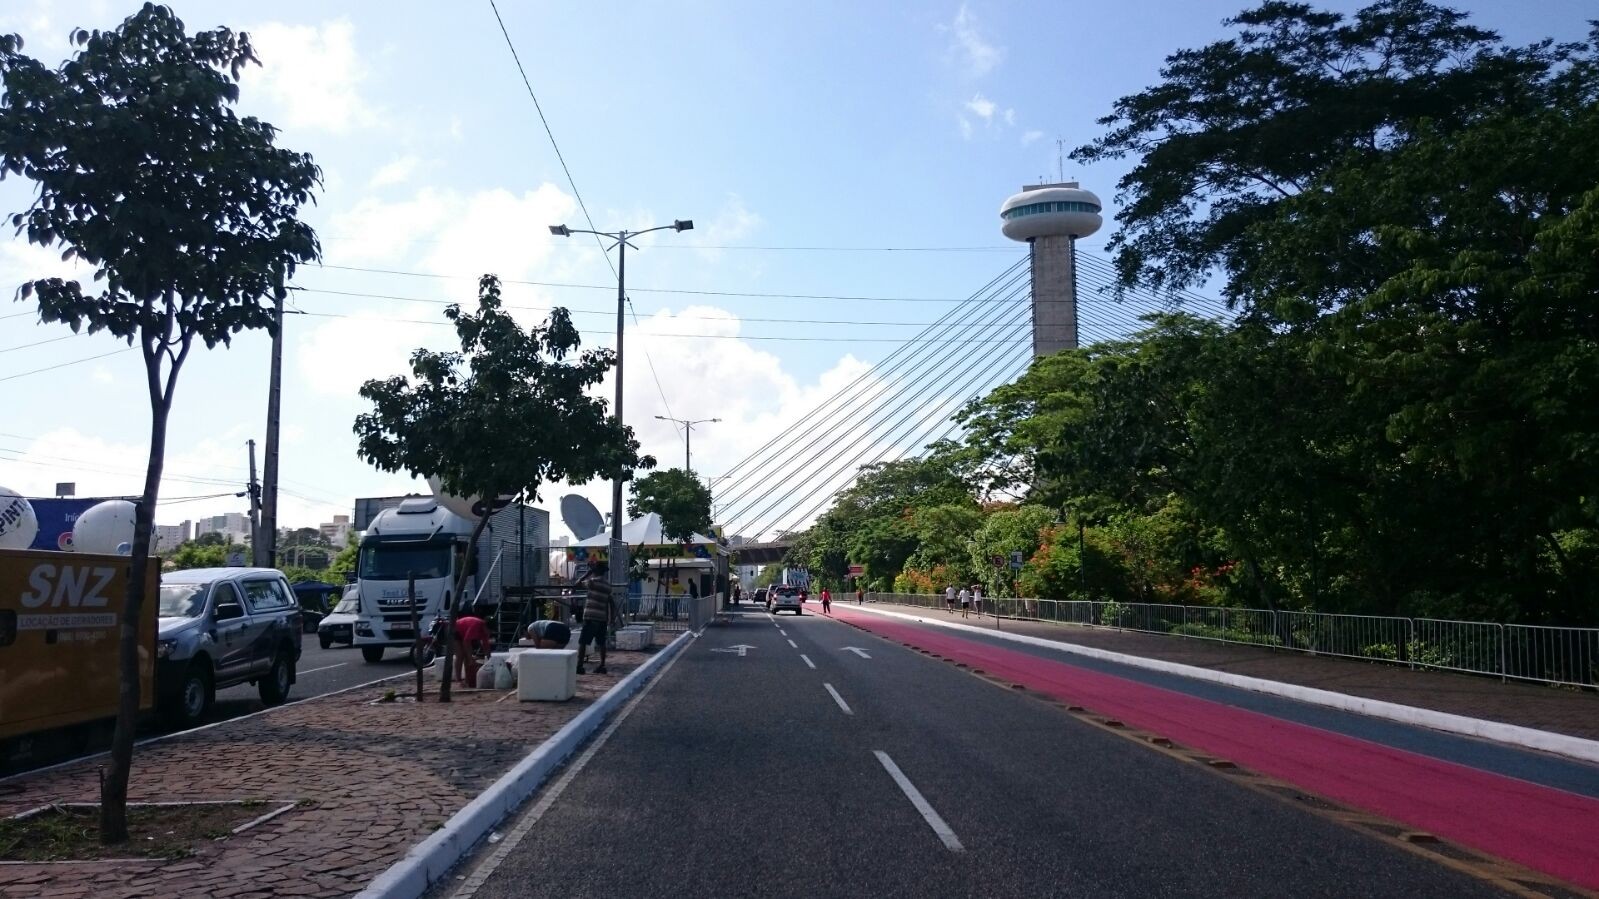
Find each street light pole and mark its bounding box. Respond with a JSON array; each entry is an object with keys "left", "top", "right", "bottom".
[
  {"left": 653, "top": 415, "right": 721, "bottom": 472},
  {"left": 549, "top": 218, "right": 694, "bottom": 586}
]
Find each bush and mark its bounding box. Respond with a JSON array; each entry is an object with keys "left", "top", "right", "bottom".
[{"left": 1170, "top": 622, "right": 1282, "bottom": 647}]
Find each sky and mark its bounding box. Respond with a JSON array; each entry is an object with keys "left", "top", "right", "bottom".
[{"left": 1, "top": 0, "right": 1594, "bottom": 543}]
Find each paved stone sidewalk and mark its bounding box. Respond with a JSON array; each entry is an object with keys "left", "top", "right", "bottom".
[
  {"left": 862, "top": 601, "right": 1599, "bottom": 742},
  {"left": 0, "top": 648, "right": 657, "bottom": 899}
]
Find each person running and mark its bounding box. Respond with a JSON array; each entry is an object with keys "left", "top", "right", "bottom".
[
  {"left": 958, "top": 586, "right": 971, "bottom": 618},
  {"left": 971, "top": 584, "right": 984, "bottom": 617},
  {"left": 821, "top": 588, "right": 832, "bottom": 615},
  {"left": 944, "top": 584, "right": 957, "bottom": 613}
]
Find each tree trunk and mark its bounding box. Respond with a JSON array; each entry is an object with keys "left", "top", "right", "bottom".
[
  {"left": 101, "top": 396, "right": 169, "bottom": 843},
  {"left": 439, "top": 509, "right": 494, "bottom": 702}
]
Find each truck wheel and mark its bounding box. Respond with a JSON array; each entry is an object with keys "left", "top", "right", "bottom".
[
  {"left": 162, "top": 664, "right": 212, "bottom": 729},
  {"left": 361, "top": 646, "right": 385, "bottom": 663},
  {"left": 258, "top": 651, "right": 293, "bottom": 705}
]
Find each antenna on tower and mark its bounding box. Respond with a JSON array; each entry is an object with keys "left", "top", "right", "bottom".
[{"left": 1056, "top": 138, "right": 1065, "bottom": 183}]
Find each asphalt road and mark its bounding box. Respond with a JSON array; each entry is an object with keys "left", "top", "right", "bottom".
[{"left": 453, "top": 607, "right": 1510, "bottom": 899}]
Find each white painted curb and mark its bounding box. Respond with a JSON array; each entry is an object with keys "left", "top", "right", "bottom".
[
  {"left": 355, "top": 630, "right": 697, "bottom": 899},
  {"left": 850, "top": 605, "right": 1599, "bottom": 766}
]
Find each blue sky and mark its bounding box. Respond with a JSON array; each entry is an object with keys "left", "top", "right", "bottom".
[{"left": 1, "top": 0, "right": 1594, "bottom": 540}]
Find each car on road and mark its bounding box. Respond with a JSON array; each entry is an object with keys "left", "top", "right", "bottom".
[
  {"left": 317, "top": 588, "right": 360, "bottom": 649},
  {"left": 752, "top": 587, "right": 768, "bottom": 605},
  {"left": 157, "top": 568, "right": 304, "bottom": 728},
  {"left": 767, "top": 585, "right": 804, "bottom": 615}
]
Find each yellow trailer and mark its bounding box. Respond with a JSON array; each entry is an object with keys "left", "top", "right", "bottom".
[{"left": 0, "top": 548, "right": 157, "bottom": 742}]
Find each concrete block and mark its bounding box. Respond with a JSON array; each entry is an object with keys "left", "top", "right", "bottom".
[
  {"left": 517, "top": 649, "right": 577, "bottom": 701},
  {"left": 614, "top": 629, "right": 648, "bottom": 651}
]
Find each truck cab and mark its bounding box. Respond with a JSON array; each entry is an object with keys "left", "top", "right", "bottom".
[{"left": 353, "top": 497, "right": 476, "bottom": 663}]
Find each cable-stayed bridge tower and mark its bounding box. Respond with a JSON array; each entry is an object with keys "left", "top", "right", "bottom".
[{"left": 1000, "top": 182, "right": 1102, "bottom": 357}]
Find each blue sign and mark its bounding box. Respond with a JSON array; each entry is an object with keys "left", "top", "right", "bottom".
[{"left": 26, "top": 497, "right": 105, "bottom": 551}]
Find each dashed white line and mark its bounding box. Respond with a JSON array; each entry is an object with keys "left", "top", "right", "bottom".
[
  {"left": 297, "top": 663, "right": 347, "bottom": 676},
  {"left": 874, "top": 750, "right": 964, "bottom": 852},
  {"left": 787, "top": 639, "right": 798, "bottom": 649},
  {"left": 800, "top": 654, "right": 816, "bottom": 669},
  {"left": 823, "top": 682, "right": 853, "bottom": 716}
]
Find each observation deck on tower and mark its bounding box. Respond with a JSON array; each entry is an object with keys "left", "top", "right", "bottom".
[{"left": 1000, "top": 181, "right": 1102, "bottom": 356}]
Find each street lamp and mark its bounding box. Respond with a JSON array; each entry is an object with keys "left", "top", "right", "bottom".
[
  {"left": 548, "top": 218, "right": 693, "bottom": 587},
  {"left": 654, "top": 415, "right": 720, "bottom": 472}
]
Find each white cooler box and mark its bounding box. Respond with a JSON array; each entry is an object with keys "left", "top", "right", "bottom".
[{"left": 517, "top": 649, "right": 577, "bottom": 701}]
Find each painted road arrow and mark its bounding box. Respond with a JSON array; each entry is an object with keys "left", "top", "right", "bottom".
[
  {"left": 841, "top": 647, "right": 873, "bottom": 659},
  {"left": 712, "top": 644, "right": 757, "bottom": 657}
]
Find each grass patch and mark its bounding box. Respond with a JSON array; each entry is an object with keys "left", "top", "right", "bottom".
[{"left": 0, "top": 802, "right": 266, "bottom": 863}]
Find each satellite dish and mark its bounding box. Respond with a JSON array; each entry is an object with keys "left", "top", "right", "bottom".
[
  {"left": 0, "top": 487, "right": 39, "bottom": 550},
  {"left": 560, "top": 494, "right": 605, "bottom": 539},
  {"left": 426, "top": 476, "right": 514, "bottom": 520}
]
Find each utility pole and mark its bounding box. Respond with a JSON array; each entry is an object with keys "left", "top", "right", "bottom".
[
  {"left": 260, "top": 295, "right": 284, "bottom": 568},
  {"left": 653, "top": 415, "right": 721, "bottom": 473},
  {"left": 549, "top": 217, "right": 693, "bottom": 589},
  {"left": 247, "top": 440, "right": 263, "bottom": 564}
]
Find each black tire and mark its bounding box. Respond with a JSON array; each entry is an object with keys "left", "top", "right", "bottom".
[
  {"left": 258, "top": 651, "right": 293, "bottom": 705},
  {"left": 162, "top": 664, "right": 212, "bottom": 729},
  {"left": 409, "top": 642, "right": 436, "bottom": 668},
  {"left": 794, "top": 608, "right": 803, "bottom": 616},
  {"left": 361, "top": 646, "right": 385, "bottom": 663},
  {"left": 319, "top": 633, "right": 332, "bottom": 650}
]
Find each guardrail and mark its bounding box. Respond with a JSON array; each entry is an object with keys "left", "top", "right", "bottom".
[{"left": 866, "top": 593, "right": 1599, "bottom": 690}]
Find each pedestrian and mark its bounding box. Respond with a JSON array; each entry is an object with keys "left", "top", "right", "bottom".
[
  {"left": 524, "top": 618, "right": 572, "bottom": 649},
  {"left": 856, "top": 586, "right": 864, "bottom": 604},
  {"left": 944, "top": 584, "right": 956, "bottom": 613},
  {"left": 452, "top": 603, "right": 493, "bottom": 687},
  {"left": 959, "top": 585, "right": 971, "bottom": 618},
  {"left": 972, "top": 584, "right": 984, "bottom": 617},
  {"left": 821, "top": 588, "right": 832, "bottom": 615},
  {"left": 733, "top": 584, "right": 743, "bottom": 606},
  {"left": 577, "top": 576, "right": 616, "bottom": 675}
]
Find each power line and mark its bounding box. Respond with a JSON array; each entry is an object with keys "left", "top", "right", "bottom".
[
  {"left": 0, "top": 348, "right": 132, "bottom": 383},
  {"left": 310, "top": 262, "right": 990, "bottom": 303},
  {"left": 485, "top": 0, "right": 677, "bottom": 423}
]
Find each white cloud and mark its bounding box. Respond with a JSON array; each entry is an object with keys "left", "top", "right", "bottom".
[
  {"left": 325, "top": 183, "right": 578, "bottom": 282},
  {"left": 244, "top": 19, "right": 376, "bottom": 134},
  {"left": 965, "top": 94, "right": 997, "bottom": 123},
  {"left": 695, "top": 194, "right": 763, "bottom": 262},
  {"left": 958, "top": 117, "right": 973, "bottom": 140},
  {"left": 1004, "top": 108, "right": 1016, "bottom": 126},
  {"left": 367, "top": 155, "right": 422, "bottom": 189},
  {"left": 1021, "top": 130, "right": 1044, "bottom": 146},
  {"left": 950, "top": 4, "right": 1003, "bottom": 77}
]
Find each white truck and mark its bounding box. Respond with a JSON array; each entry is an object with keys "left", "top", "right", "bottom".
[{"left": 352, "top": 497, "right": 477, "bottom": 663}]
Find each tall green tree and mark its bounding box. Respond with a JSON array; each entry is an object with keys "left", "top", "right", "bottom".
[
  {"left": 354, "top": 275, "right": 649, "bottom": 700},
  {"left": 0, "top": 5, "right": 320, "bottom": 842},
  {"left": 628, "top": 468, "right": 713, "bottom": 541}
]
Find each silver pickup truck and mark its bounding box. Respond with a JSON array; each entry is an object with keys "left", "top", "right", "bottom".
[{"left": 156, "top": 568, "right": 303, "bottom": 727}]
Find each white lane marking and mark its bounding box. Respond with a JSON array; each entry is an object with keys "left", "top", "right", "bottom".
[
  {"left": 297, "top": 663, "right": 348, "bottom": 675},
  {"left": 823, "top": 682, "right": 853, "bottom": 716},
  {"left": 778, "top": 629, "right": 787, "bottom": 636},
  {"left": 448, "top": 633, "right": 691, "bottom": 899},
  {"left": 873, "top": 750, "right": 964, "bottom": 852},
  {"left": 800, "top": 654, "right": 816, "bottom": 669},
  {"left": 841, "top": 647, "right": 872, "bottom": 659},
  {"left": 787, "top": 639, "right": 798, "bottom": 649}
]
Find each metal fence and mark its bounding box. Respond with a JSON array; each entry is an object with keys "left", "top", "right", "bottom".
[
  {"left": 626, "top": 590, "right": 721, "bottom": 636},
  {"left": 866, "top": 593, "right": 1599, "bottom": 690}
]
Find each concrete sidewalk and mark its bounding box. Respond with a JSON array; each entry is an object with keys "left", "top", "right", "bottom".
[
  {"left": 859, "top": 600, "right": 1599, "bottom": 742},
  {"left": 0, "top": 650, "right": 656, "bottom": 899}
]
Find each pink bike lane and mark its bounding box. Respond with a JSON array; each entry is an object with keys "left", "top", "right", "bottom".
[{"left": 830, "top": 605, "right": 1599, "bottom": 892}]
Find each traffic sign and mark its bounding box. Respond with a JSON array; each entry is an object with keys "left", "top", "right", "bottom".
[
  {"left": 1009, "top": 551, "right": 1024, "bottom": 570},
  {"left": 847, "top": 564, "right": 864, "bottom": 576}
]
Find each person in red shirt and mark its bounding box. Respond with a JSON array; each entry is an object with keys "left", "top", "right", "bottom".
[
  {"left": 452, "top": 603, "right": 493, "bottom": 686},
  {"left": 820, "top": 588, "right": 832, "bottom": 615}
]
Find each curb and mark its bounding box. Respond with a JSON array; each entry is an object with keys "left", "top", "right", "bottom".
[
  {"left": 355, "top": 630, "right": 697, "bottom": 899},
  {"left": 847, "top": 605, "right": 1599, "bottom": 766}
]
